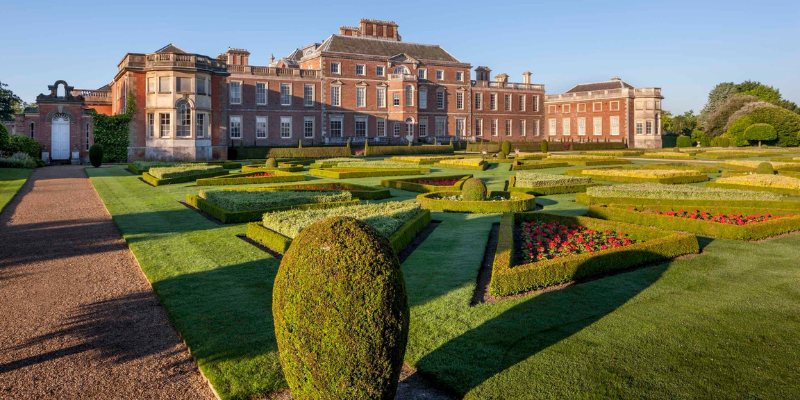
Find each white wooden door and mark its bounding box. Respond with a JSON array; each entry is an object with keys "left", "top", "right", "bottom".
[{"left": 51, "top": 117, "right": 70, "bottom": 160}]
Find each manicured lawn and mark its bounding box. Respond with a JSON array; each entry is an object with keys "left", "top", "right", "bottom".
[
  {"left": 0, "top": 168, "right": 33, "bottom": 213},
  {"left": 87, "top": 160, "right": 800, "bottom": 399}
]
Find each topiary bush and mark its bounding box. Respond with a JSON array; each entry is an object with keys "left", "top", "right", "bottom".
[
  {"left": 728, "top": 106, "right": 800, "bottom": 147},
  {"left": 754, "top": 162, "right": 775, "bottom": 175},
  {"left": 273, "top": 217, "right": 409, "bottom": 399},
  {"left": 265, "top": 157, "right": 278, "bottom": 168},
  {"left": 743, "top": 123, "right": 777, "bottom": 147},
  {"left": 676, "top": 135, "right": 692, "bottom": 148},
  {"left": 461, "top": 177, "right": 487, "bottom": 201},
  {"left": 710, "top": 136, "right": 731, "bottom": 147},
  {"left": 540, "top": 140, "right": 549, "bottom": 153},
  {"left": 500, "top": 140, "right": 511, "bottom": 157},
  {"left": 89, "top": 144, "right": 103, "bottom": 168}
]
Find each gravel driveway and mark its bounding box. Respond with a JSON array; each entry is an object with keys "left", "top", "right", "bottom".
[{"left": 0, "top": 166, "right": 215, "bottom": 399}]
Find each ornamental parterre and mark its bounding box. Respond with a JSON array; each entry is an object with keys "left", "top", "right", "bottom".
[
  {"left": 414, "top": 178, "right": 461, "bottom": 186},
  {"left": 248, "top": 172, "right": 277, "bottom": 178},
  {"left": 654, "top": 209, "right": 777, "bottom": 225},
  {"left": 518, "top": 220, "right": 636, "bottom": 262}
]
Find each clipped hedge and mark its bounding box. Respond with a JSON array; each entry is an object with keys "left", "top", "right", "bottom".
[
  {"left": 465, "top": 141, "right": 626, "bottom": 153},
  {"left": 247, "top": 208, "right": 430, "bottom": 254},
  {"left": 241, "top": 164, "right": 305, "bottom": 173},
  {"left": 416, "top": 191, "right": 535, "bottom": 213},
  {"left": 186, "top": 193, "right": 359, "bottom": 223},
  {"left": 196, "top": 170, "right": 305, "bottom": 186},
  {"left": 508, "top": 175, "right": 597, "bottom": 196},
  {"left": 245, "top": 182, "right": 391, "bottom": 200},
  {"left": 386, "top": 155, "right": 462, "bottom": 165},
  {"left": 708, "top": 174, "right": 800, "bottom": 196},
  {"left": 142, "top": 168, "right": 228, "bottom": 186},
  {"left": 127, "top": 161, "right": 176, "bottom": 175},
  {"left": 567, "top": 168, "right": 709, "bottom": 184},
  {"left": 380, "top": 175, "right": 472, "bottom": 193},
  {"left": 587, "top": 205, "right": 800, "bottom": 240},
  {"left": 576, "top": 192, "right": 800, "bottom": 211},
  {"left": 434, "top": 158, "right": 488, "bottom": 170},
  {"left": 309, "top": 167, "right": 428, "bottom": 179},
  {"left": 488, "top": 212, "right": 699, "bottom": 296},
  {"left": 511, "top": 160, "right": 570, "bottom": 170},
  {"left": 569, "top": 159, "right": 632, "bottom": 167},
  {"left": 366, "top": 144, "right": 454, "bottom": 156}
]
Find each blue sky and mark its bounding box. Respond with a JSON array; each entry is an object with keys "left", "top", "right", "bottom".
[{"left": 1, "top": 0, "right": 798, "bottom": 113}]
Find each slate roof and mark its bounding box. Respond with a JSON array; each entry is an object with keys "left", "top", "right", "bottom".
[
  {"left": 155, "top": 43, "right": 187, "bottom": 54},
  {"left": 566, "top": 78, "right": 634, "bottom": 93},
  {"left": 316, "top": 35, "right": 461, "bottom": 63}
]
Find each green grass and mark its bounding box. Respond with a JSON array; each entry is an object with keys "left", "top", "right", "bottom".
[
  {"left": 87, "top": 160, "right": 800, "bottom": 399},
  {"left": 0, "top": 168, "right": 33, "bottom": 213}
]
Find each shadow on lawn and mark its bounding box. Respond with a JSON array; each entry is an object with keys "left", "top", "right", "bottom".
[{"left": 415, "top": 252, "right": 669, "bottom": 396}]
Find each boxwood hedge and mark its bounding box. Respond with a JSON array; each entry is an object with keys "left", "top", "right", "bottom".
[
  {"left": 508, "top": 175, "right": 598, "bottom": 196},
  {"left": 186, "top": 193, "right": 360, "bottom": 224},
  {"left": 244, "top": 182, "right": 391, "bottom": 200},
  {"left": 309, "top": 167, "right": 428, "bottom": 179},
  {"left": 416, "top": 191, "right": 535, "bottom": 213},
  {"left": 380, "top": 175, "right": 472, "bottom": 193},
  {"left": 142, "top": 168, "right": 229, "bottom": 186},
  {"left": 488, "top": 212, "right": 699, "bottom": 297},
  {"left": 511, "top": 160, "right": 570, "bottom": 170},
  {"left": 195, "top": 170, "right": 306, "bottom": 186},
  {"left": 567, "top": 168, "right": 709, "bottom": 184},
  {"left": 587, "top": 204, "right": 800, "bottom": 240}
]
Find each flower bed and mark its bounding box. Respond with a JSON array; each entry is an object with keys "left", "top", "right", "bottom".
[
  {"left": 240, "top": 164, "right": 305, "bottom": 173},
  {"left": 577, "top": 183, "right": 800, "bottom": 210},
  {"left": 308, "top": 167, "right": 428, "bottom": 179},
  {"left": 567, "top": 168, "right": 708, "bottom": 184},
  {"left": 246, "top": 202, "right": 430, "bottom": 254},
  {"left": 509, "top": 172, "right": 596, "bottom": 195},
  {"left": 142, "top": 165, "right": 228, "bottom": 186},
  {"left": 387, "top": 155, "right": 462, "bottom": 165},
  {"left": 587, "top": 204, "right": 800, "bottom": 240},
  {"left": 708, "top": 174, "right": 800, "bottom": 195},
  {"left": 582, "top": 150, "right": 645, "bottom": 157},
  {"left": 721, "top": 160, "right": 800, "bottom": 172},
  {"left": 380, "top": 174, "right": 472, "bottom": 193},
  {"left": 434, "top": 158, "right": 489, "bottom": 170},
  {"left": 185, "top": 190, "right": 359, "bottom": 223},
  {"left": 237, "top": 182, "right": 391, "bottom": 200},
  {"left": 641, "top": 152, "right": 694, "bottom": 160},
  {"left": 196, "top": 170, "right": 306, "bottom": 186},
  {"left": 308, "top": 158, "right": 365, "bottom": 169},
  {"left": 488, "top": 212, "right": 699, "bottom": 296},
  {"left": 511, "top": 160, "right": 570, "bottom": 170},
  {"left": 416, "top": 191, "right": 535, "bottom": 213}
]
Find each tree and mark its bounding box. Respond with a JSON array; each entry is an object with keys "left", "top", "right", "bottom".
[
  {"left": 702, "top": 95, "right": 761, "bottom": 137},
  {"left": 0, "top": 81, "right": 22, "bottom": 121},
  {"left": 743, "top": 123, "right": 777, "bottom": 147},
  {"left": 700, "top": 82, "right": 738, "bottom": 124},
  {"left": 728, "top": 106, "right": 800, "bottom": 147},
  {"left": 660, "top": 110, "right": 674, "bottom": 135},
  {"left": 700, "top": 81, "right": 799, "bottom": 131}
]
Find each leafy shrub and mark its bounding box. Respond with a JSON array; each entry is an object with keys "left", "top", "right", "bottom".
[
  {"left": 500, "top": 140, "right": 511, "bottom": 156},
  {"left": 92, "top": 113, "right": 130, "bottom": 162},
  {"left": 540, "top": 140, "right": 549, "bottom": 153},
  {"left": 461, "top": 178, "right": 487, "bottom": 201},
  {"left": 435, "top": 158, "right": 487, "bottom": 170},
  {"left": 0, "top": 152, "right": 38, "bottom": 168},
  {"left": 416, "top": 191, "right": 536, "bottom": 213},
  {"left": 586, "top": 183, "right": 784, "bottom": 201},
  {"left": 7, "top": 135, "right": 41, "bottom": 159},
  {"left": 515, "top": 172, "right": 591, "bottom": 188},
  {"left": 0, "top": 124, "right": 9, "bottom": 153},
  {"left": 728, "top": 106, "right": 800, "bottom": 147},
  {"left": 265, "top": 157, "right": 277, "bottom": 168},
  {"left": 755, "top": 162, "right": 775, "bottom": 175},
  {"left": 195, "top": 170, "right": 306, "bottom": 186},
  {"left": 710, "top": 174, "right": 800, "bottom": 194},
  {"left": 266, "top": 146, "right": 352, "bottom": 159},
  {"left": 721, "top": 160, "right": 800, "bottom": 171},
  {"left": 571, "top": 168, "right": 708, "bottom": 184},
  {"left": 363, "top": 144, "right": 453, "bottom": 156},
  {"left": 199, "top": 190, "right": 352, "bottom": 212},
  {"left": 676, "top": 135, "right": 692, "bottom": 148},
  {"left": 743, "top": 123, "right": 777, "bottom": 146},
  {"left": 89, "top": 144, "right": 103, "bottom": 167},
  {"left": 710, "top": 136, "right": 731, "bottom": 147},
  {"left": 273, "top": 217, "right": 408, "bottom": 399},
  {"left": 148, "top": 165, "right": 225, "bottom": 179},
  {"left": 262, "top": 201, "right": 421, "bottom": 238}
]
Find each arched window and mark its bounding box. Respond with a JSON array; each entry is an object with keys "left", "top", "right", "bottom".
[
  {"left": 56, "top": 83, "right": 65, "bottom": 98},
  {"left": 405, "top": 117, "right": 414, "bottom": 136},
  {"left": 404, "top": 85, "right": 414, "bottom": 106},
  {"left": 176, "top": 100, "right": 191, "bottom": 137}
]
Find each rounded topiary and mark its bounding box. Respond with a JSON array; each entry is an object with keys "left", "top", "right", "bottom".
[
  {"left": 676, "top": 135, "right": 692, "bottom": 148},
  {"left": 0, "top": 124, "right": 9, "bottom": 153},
  {"left": 88, "top": 144, "right": 103, "bottom": 168},
  {"left": 540, "top": 140, "right": 549, "bottom": 153},
  {"left": 744, "top": 123, "right": 777, "bottom": 147},
  {"left": 754, "top": 161, "right": 775, "bottom": 175},
  {"left": 710, "top": 136, "right": 731, "bottom": 148},
  {"left": 265, "top": 157, "right": 278, "bottom": 168},
  {"left": 461, "top": 178, "right": 487, "bottom": 201},
  {"left": 500, "top": 140, "right": 511, "bottom": 156},
  {"left": 273, "top": 217, "right": 409, "bottom": 399},
  {"left": 497, "top": 151, "right": 506, "bottom": 159}
]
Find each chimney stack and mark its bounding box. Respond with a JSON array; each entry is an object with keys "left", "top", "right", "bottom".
[{"left": 522, "top": 71, "right": 532, "bottom": 84}]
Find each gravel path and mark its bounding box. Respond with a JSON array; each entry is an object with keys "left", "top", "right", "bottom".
[{"left": 0, "top": 166, "right": 215, "bottom": 399}]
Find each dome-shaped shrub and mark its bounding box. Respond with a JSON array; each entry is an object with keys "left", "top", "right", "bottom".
[
  {"left": 461, "top": 178, "right": 487, "bottom": 201},
  {"left": 273, "top": 217, "right": 409, "bottom": 399},
  {"left": 754, "top": 161, "right": 775, "bottom": 175},
  {"left": 500, "top": 140, "right": 511, "bottom": 156},
  {"left": 265, "top": 157, "right": 278, "bottom": 168},
  {"left": 540, "top": 140, "right": 549, "bottom": 153},
  {"left": 89, "top": 144, "right": 103, "bottom": 168},
  {"left": 743, "top": 123, "right": 777, "bottom": 147},
  {"left": 676, "top": 135, "right": 692, "bottom": 148}
]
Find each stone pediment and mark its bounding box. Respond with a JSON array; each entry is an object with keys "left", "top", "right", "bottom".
[{"left": 388, "top": 53, "right": 420, "bottom": 65}]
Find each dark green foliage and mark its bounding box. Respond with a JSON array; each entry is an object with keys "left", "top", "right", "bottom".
[
  {"left": 700, "top": 81, "right": 800, "bottom": 135},
  {"left": 273, "top": 217, "right": 409, "bottom": 399},
  {"left": 755, "top": 162, "right": 776, "bottom": 175},
  {"left": 188, "top": 195, "right": 359, "bottom": 224},
  {"left": 488, "top": 213, "right": 699, "bottom": 296},
  {"left": 743, "top": 123, "right": 777, "bottom": 146},
  {"left": 500, "top": 140, "right": 511, "bottom": 156},
  {"left": 461, "top": 178, "right": 487, "bottom": 201},
  {"left": 89, "top": 144, "right": 103, "bottom": 167},
  {"left": 364, "top": 144, "right": 453, "bottom": 156},
  {"left": 92, "top": 113, "right": 131, "bottom": 162},
  {"left": 417, "top": 191, "right": 536, "bottom": 213},
  {"left": 0, "top": 81, "right": 22, "bottom": 121},
  {"left": 710, "top": 136, "right": 731, "bottom": 147},
  {"left": 728, "top": 107, "right": 800, "bottom": 147},
  {"left": 676, "top": 135, "right": 692, "bottom": 148},
  {"left": 7, "top": 135, "right": 41, "bottom": 158},
  {"left": 540, "top": 140, "right": 549, "bottom": 153},
  {"left": 265, "top": 157, "right": 278, "bottom": 168},
  {"left": 0, "top": 124, "right": 9, "bottom": 152}
]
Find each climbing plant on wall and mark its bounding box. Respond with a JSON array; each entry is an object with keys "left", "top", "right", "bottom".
[{"left": 92, "top": 90, "right": 134, "bottom": 162}]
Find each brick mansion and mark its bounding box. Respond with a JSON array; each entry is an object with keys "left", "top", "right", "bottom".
[{"left": 6, "top": 19, "right": 663, "bottom": 161}]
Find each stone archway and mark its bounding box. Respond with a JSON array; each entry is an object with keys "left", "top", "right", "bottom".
[{"left": 51, "top": 113, "right": 71, "bottom": 160}]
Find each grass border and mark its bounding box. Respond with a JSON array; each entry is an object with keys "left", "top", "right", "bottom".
[
  {"left": 488, "top": 212, "right": 699, "bottom": 297},
  {"left": 185, "top": 195, "right": 360, "bottom": 224}
]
